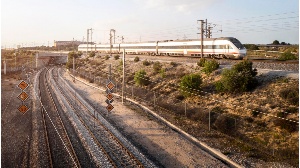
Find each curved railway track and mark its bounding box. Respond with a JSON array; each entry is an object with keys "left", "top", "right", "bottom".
[
  {"left": 38, "top": 68, "right": 80, "bottom": 167},
  {"left": 50, "top": 67, "right": 145, "bottom": 167}
]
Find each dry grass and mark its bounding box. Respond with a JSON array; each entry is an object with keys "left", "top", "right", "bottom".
[{"left": 77, "top": 56, "right": 299, "bottom": 166}]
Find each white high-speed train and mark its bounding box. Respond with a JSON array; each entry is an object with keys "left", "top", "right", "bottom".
[{"left": 78, "top": 37, "right": 246, "bottom": 59}]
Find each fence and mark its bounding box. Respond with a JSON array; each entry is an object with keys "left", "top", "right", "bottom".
[{"left": 72, "top": 66, "right": 298, "bottom": 166}]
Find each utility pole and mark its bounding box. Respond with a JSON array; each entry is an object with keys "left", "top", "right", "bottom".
[
  {"left": 87, "top": 29, "right": 89, "bottom": 56},
  {"left": 113, "top": 30, "right": 116, "bottom": 44},
  {"left": 197, "top": 20, "right": 205, "bottom": 57},
  {"left": 109, "top": 29, "right": 115, "bottom": 56},
  {"left": 205, "top": 19, "right": 208, "bottom": 38},
  {"left": 207, "top": 25, "right": 213, "bottom": 38},
  {"left": 90, "top": 28, "right": 93, "bottom": 51},
  {"left": 122, "top": 49, "right": 125, "bottom": 104}
]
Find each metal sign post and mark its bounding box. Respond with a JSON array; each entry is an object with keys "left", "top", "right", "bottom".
[
  {"left": 17, "top": 80, "right": 30, "bottom": 114},
  {"left": 122, "top": 49, "right": 125, "bottom": 104},
  {"left": 105, "top": 64, "right": 115, "bottom": 114}
]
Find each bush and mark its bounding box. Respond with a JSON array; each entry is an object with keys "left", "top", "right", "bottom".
[
  {"left": 170, "top": 62, "right": 177, "bottom": 67},
  {"left": 213, "top": 114, "right": 236, "bottom": 134},
  {"left": 279, "top": 87, "right": 299, "bottom": 105},
  {"left": 104, "top": 55, "right": 109, "bottom": 60},
  {"left": 276, "top": 112, "right": 288, "bottom": 118},
  {"left": 244, "top": 44, "right": 259, "bottom": 50},
  {"left": 153, "top": 61, "right": 162, "bottom": 73},
  {"left": 179, "top": 73, "right": 202, "bottom": 97},
  {"left": 134, "top": 70, "right": 150, "bottom": 86},
  {"left": 89, "top": 51, "right": 96, "bottom": 58},
  {"left": 114, "top": 55, "right": 120, "bottom": 60},
  {"left": 273, "top": 119, "right": 298, "bottom": 133},
  {"left": 215, "top": 60, "right": 258, "bottom": 93},
  {"left": 134, "top": 56, "right": 139, "bottom": 62},
  {"left": 278, "top": 51, "right": 298, "bottom": 61},
  {"left": 175, "top": 94, "right": 184, "bottom": 100},
  {"left": 284, "top": 107, "right": 299, "bottom": 114},
  {"left": 202, "top": 60, "right": 219, "bottom": 74},
  {"left": 197, "top": 58, "right": 206, "bottom": 67},
  {"left": 159, "top": 68, "right": 166, "bottom": 78},
  {"left": 143, "top": 60, "right": 151, "bottom": 66}
]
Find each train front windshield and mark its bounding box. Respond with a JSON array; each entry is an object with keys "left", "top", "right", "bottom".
[{"left": 230, "top": 38, "right": 245, "bottom": 50}]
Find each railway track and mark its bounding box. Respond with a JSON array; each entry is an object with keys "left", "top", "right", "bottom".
[
  {"left": 38, "top": 68, "right": 80, "bottom": 167},
  {"left": 49, "top": 67, "right": 148, "bottom": 167}
]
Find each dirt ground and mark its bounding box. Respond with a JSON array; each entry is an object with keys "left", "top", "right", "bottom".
[
  {"left": 63, "top": 70, "right": 228, "bottom": 167},
  {"left": 1, "top": 69, "right": 229, "bottom": 167},
  {"left": 1, "top": 71, "right": 33, "bottom": 167}
]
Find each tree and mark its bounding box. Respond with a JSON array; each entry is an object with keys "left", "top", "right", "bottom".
[
  {"left": 66, "top": 51, "right": 82, "bottom": 69},
  {"left": 179, "top": 73, "right": 202, "bottom": 97},
  {"left": 280, "top": 42, "right": 287, "bottom": 45},
  {"left": 244, "top": 44, "right": 259, "bottom": 50},
  {"left": 272, "top": 40, "right": 280, "bottom": 45}
]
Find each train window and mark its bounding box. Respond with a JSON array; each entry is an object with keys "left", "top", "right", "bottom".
[{"left": 230, "top": 38, "right": 245, "bottom": 49}]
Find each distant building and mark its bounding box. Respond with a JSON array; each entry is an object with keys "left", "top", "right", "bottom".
[{"left": 54, "top": 40, "right": 94, "bottom": 47}]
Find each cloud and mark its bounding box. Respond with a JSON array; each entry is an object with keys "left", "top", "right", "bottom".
[{"left": 135, "top": 0, "right": 222, "bottom": 13}]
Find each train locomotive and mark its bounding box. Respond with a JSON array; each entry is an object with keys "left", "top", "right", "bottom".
[{"left": 78, "top": 37, "right": 246, "bottom": 59}]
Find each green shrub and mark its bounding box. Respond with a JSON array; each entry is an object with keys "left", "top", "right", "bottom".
[
  {"left": 104, "top": 55, "right": 109, "bottom": 60},
  {"left": 159, "top": 68, "right": 166, "bottom": 78},
  {"left": 244, "top": 44, "right": 259, "bottom": 50},
  {"left": 114, "top": 55, "right": 120, "bottom": 60},
  {"left": 197, "top": 58, "right": 206, "bottom": 67},
  {"left": 179, "top": 73, "right": 202, "bottom": 97},
  {"left": 143, "top": 60, "right": 151, "bottom": 66},
  {"left": 134, "top": 70, "right": 150, "bottom": 86},
  {"left": 153, "top": 61, "right": 162, "bottom": 73},
  {"left": 202, "top": 60, "right": 219, "bottom": 74},
  {"left": 279, "top": 87, "right": 299, "bottom": 105},
  {"left": 215, "top": 60, "right": 258, "bottom": 93},
  {"left": 278, "top": 51, "right": 298, "bottom": 61},
  {"left": 134, "top": 56, "right": 139, "bottom": 62}
]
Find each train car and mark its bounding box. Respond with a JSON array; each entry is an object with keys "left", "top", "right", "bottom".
[
  {"left": 78, "top": 37, "right": 246, "bottom": 59},
  {"left": 157, "top": 37, "right": 246, "bottom": 59},
  {"left": 120, "top": 42, "right": 157, "bottom": 55}
]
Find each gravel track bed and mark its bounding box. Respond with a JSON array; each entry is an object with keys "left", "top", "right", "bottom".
[
  {"left": 49, "top": 68, "right": 99, "bottom": 168},
  {"left": 39, "top": 68, "right": 79, "bottom": 167},
  {"left": 58, "top": 68, "right": 157, "bottom": 168},
  {"left": 49, "top": 68, "right": 114, "bottom": 168}
]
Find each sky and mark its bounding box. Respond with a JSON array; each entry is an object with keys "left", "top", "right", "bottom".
[{"left": 1, "top": 0, "right": 299, "bottom": 48}]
